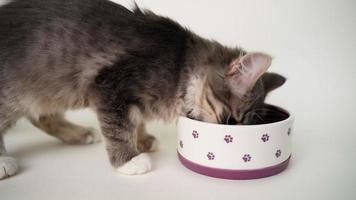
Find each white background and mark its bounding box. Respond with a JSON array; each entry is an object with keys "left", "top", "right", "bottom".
[{"left": 1, "top": 0, "right": 355, "bottom": 199}]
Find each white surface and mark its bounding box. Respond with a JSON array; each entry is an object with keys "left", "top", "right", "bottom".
[
  {"left": 177, "top": 116, "right": 293, "bottom": 169},
  {"left": 1, "top": 0, "right": 356, "bottom": 199}
]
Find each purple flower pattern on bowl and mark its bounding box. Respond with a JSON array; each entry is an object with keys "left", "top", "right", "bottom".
[
  {"left": 207, "top": 152, "right": 215, "bottom": 160},
  {"left": 184, "top": 129, "right": 288, "bottom": 165},
  {"left": 192, "top": 130, "right": 199, "bottom": 139},
  {"left": 242, "top": 154, "right": 252, "bottom": 162},
  {"left": 179, "top": 140, "right": 183, "bottom": 148},
  {"left": 261, "top": 134, "right": 270, "bottom": 142},
  {"left": 224, "top": 135, "right": 233, "bottom": 144}
]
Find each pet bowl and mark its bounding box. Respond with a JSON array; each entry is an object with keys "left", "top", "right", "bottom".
[{"left": 177, "top": 105, "right": 294, "bottom": 180}]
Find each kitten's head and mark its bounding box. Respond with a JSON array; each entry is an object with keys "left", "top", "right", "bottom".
[
  {"left": 190, "top": 52, "right": 286, "bottom": 124},
  {"left": 229, "top": 72, "right": 287, "bottom": 124}
]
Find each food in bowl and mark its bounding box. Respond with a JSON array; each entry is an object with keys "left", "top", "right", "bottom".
[{"left": 177, "top": 105, "right": 293, "bottom": 180}]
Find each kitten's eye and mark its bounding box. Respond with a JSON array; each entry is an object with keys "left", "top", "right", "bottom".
[
  {"left": 95, "top": 75, "right": 106, "bottom": 85},
  {"left": 240, "top": 94, "right": 252, "bottom": 103},
  {"left": 241, "top": 92, "right": 257, "bottom": 103},
  {"left": 248, "top": 92, "right": 257, "bottom": 98}
]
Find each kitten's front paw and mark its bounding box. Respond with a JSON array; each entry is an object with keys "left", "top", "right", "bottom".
[
  {"left": 0, "top": 156, "right": 19, "bottom": 180},
  {"left": 116, "top": 153, "right": 152, "bottom": 175}
]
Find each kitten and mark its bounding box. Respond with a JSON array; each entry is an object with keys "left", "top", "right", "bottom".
[{"left": 0, "top": 0, "right": 282, "bottom": 178}]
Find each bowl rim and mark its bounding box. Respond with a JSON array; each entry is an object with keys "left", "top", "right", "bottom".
[{"left": 179, "top": 105, "right": 294, "bottom": 128}]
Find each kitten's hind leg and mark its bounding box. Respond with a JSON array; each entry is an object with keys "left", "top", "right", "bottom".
[
  {"left": 29, "top": 113, "right": 101, "bottom": 144},
  {"left": 0, "top": 112, "right": 20, "bottom": 180}
]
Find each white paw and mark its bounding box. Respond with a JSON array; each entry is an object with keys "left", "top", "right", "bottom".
[
  {"left": 84, "top": 128, "right": 102, "bottom": 144},
  {"left": 116, "top": 153, "right": 152, "bottom": 175},
  {"left": 150, "top": 139, "right": 159, "bottom": 152},
  {"left": 0, "top": 157, "right": 19, "bottom": 180}
]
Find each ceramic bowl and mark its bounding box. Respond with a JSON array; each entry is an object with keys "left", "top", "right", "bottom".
[{"left": 177, "top": 105, "right": 294, "bottom": 180}]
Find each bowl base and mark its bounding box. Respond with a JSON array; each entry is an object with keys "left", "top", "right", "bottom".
[{"left": 178, "top": 152, "right": 291, "bottom": 180}]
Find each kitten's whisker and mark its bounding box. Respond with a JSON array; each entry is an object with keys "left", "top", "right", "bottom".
[
  {"left": 253, "top": 108, "right": 289, "bottom": 116},
  {"left": 244, "top": 110, "right": 265, "bottom": 123},
  {"left": 252, "top": 108, "right": 276, "bottom": 112},
  {"left": 251, "top": 111, "right": 265, "bottom": 122}
]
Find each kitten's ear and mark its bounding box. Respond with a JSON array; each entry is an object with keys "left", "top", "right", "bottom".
[
  {"left": 226, "top": 52, "right": 272, "bottom": 96},
  {"left": 262, "top": 73, "right": 286, "bottom": 93}
]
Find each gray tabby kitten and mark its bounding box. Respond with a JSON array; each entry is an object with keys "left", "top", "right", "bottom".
[{"left": 0, "top": 0, "right": 285, "bottom": 179}]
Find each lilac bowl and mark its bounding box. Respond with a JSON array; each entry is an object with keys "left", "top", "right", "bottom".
[{"left": 177, "top": 106, "right": 294, "bottom": 180}]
